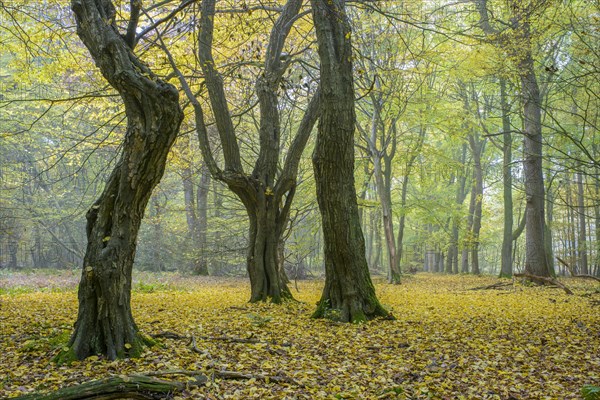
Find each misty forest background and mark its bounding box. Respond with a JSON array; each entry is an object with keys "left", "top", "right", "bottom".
[{"left": 1, "top": 0, "right": 599, "bottom": 280}]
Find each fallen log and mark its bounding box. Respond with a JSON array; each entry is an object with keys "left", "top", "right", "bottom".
[
  {"left": 11, "top": 367, "right": 306, "bottom": 400},
  {"left": 514, "top": 273, "right": 573, "bottom": 295},
  {"left": 11, "top": 375, "right": 186, "bottom": 400},
  {"left": 143, "top": 369, "right": 303, "bottom": 387}
]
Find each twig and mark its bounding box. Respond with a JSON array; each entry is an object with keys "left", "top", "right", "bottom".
[
  {"left": 227, "top": 306, "right": 249, "bottom": 311},
  {"left": 468, "top": 282, "right": 513, "bottom": 291},
  {"left": 556, "top": 256, "right": 576, "bottom": 276},
  {"left": 365, "top": 343, "right": 409, "bottom": 350},
  {"left": 150, "top": 331, "right": 187, "bottom": 340},
  {"left": 212, "top": 370, "right": 303, "bottom": 386},
  {"left": 573, "top": 274, "right": 600, "bottom": 283},
  {"left": 198, "top": 334, "right": 292, "bottom": 347},
  {"left": 190, "top": 334, "right": 203, "bottom": 354},
  {"left": 142, "top": 369, "right": 304, "bottom": 387}
]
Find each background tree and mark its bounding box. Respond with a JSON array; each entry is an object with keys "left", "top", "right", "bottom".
[
  {"left": 475, "top": 0, "right": 553, "bottom": 277},
  {"left": 161, "top": 0, "right": 320, "bottom": 302}
]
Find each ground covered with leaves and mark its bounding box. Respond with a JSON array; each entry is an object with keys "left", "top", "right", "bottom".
[{"left": 1, "top": 272, "right": 599, "bottom": 399}]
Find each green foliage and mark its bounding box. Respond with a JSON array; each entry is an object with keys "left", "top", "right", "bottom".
[
  {"left": 246, "top": 313, "right": 272, "bottom": 328},
  {"left": 21, "top": 329, "right": 71, "bottom": 356},
  {"left": 582, "top": 385, "right": 600, "bottom": 400},
  {"left": 134, "top": 281, "right": 168, "bottom": 293}
]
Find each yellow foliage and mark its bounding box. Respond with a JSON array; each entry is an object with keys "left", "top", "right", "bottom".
[{"left": 0, "top": 274, "right": 598, "bottom": 398}]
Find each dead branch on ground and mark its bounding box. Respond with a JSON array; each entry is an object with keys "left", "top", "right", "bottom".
[{"left": 514, "top": 273, "right": 573, "bottom": 295}]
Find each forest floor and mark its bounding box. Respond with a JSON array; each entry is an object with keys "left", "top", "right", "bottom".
[{"left": 0, "top": 271, "right": 599, "bottom": 399}]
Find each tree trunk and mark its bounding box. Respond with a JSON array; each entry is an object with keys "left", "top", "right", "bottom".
[
  {"left": 397, "top": 176, "right": 410, "bottom": 273},
  {"left": 373, "top": 152, "right": 400, "bottom": 283},
  {"left": 175, "top": 0, "right": 319, "bottom": 301},
  {"left": 577, "top": 171, "right": 588, "bottom": 274},
  {"left": 545, "top": 183, "right": 555, "bottom": 276},
  {"left": 212, "top": 181, "right": 225, "bottom": 274},
  {"left": 68, "top": 0, "right": 183, "bottom": 360},
  {"left": 372, "top": 210, "right": 383, "bottom": 270},
  {"left": 245, "top": 192, "right": 294, "bottom": 303},
  {"left": 150, "top": 197, "right": 165, "bottom": 272},
  {"left": 449, "top": 147, "right": 468, "bottom": 275},
  {"left": 311, "top": 0, "right": 389, "bottom": 322},
  {"left": 8, "top": 236, "right": 18, "bottom": 269},
  {"left": 566, "top": 179, "right": 576, "bottom": 267},
  {"left": 475, "top": 0, "right": 550, "bottom": 277},
  {"left": 518, "top": 21, "right": 551, "bottom": 277},
  {"left": 595, "top": 170, "right": 600, "bottom": 276},
  {"left": 31, "top": 224, "right": 45, "bottom": 268},
  {"left": 499, "top": 78, "right": 514, "bottom": 278},
  {"left": 462, "top": 184, "right": 475, "bottom": 274},
  {"left": 365, "top": 208, "right": 374, "bottom": 266},
  {"left": 468, "top": 131, "right": 484, "bottom": 275},
  {"left": 194, "top": 165, "right": 210, "bottom": 275},
  {"left": 182, "top": 165, "right": 199, "bottom": 245}
]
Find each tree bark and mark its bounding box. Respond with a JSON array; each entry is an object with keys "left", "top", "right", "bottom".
[
  {"left": 373, "top": 146, "right": 400, "bottom": 283},
  {"left": 545, "top": 182, "right": 555, "bottom": 275},
  {"left": 468, "top": 130, "right": 484, "bottom": 275},
  {"left": 516, "top": 9, "right": 551, "bottom": 277},
  {"left": 577, "top": 171, "right": 588, "bottom": 274},
  {"left": 311, "top": 0, "right": 390, "bottom": 322},
  {"left": 178, "top": 133, "right": 208, "bottom": 275},
  {"left": 595, "top": 168, "right": 600, "bottom": 276},
  {"left": 11, "top": 375, "right": 187, "bottom": 400},
  {"left": 462, "top": 186, "right": 475, "bottom": 273},
  {"left": 449, "top": 144, "right": 469, "bottom": 274},
  {"left": 68, "top": 0, "right": 183, "bottom": 360},
  {"left": 499, "top": 78, "right": 514, "bottom": 278},
  {"left": 194, "top": 164, "right": 210, "bottom": 275},
  {"left": 397, "top": 176, "right": 410, "bottom": 273}
]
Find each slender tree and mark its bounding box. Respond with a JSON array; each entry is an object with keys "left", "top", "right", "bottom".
[
  {"left": 66, "top": 0, "right": 183, "bottom": 360},
  {"left": 310, "top": 0, "right": 390, "bottom": 322},
  {"left": 475, "top": 0, "right": 552, "bottom": 276},
  {"left": 499, "top": 78, "right": 514, "bottom": 277}
]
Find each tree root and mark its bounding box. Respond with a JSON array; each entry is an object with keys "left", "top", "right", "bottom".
[
  {"left": 152, "top": 331, "right": 292, "bottom": 347},
  {"left": 514, "top": 273, "right": 573, "bottom": 295}
]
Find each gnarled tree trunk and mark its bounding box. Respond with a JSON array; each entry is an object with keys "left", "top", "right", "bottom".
[
  {"left": 311, "top": 0, "right": 390, "bottom": 323},
  {"left": 68, "top": 0, "right": 182, "bottom": 360},
  {"left": 164, "top": 0, "right": 319, "bottom": 302}
]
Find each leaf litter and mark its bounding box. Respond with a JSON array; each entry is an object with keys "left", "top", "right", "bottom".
[{"left": 0, "top": 273, "right": 598, "bottom": 399}]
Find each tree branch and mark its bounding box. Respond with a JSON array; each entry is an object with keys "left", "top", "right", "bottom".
[
  {"left": 198, "top": 0, "right": 243, "bottom": 173},
  {"left": 124, "top": 0, "right": 141, "bottom": 48}
]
